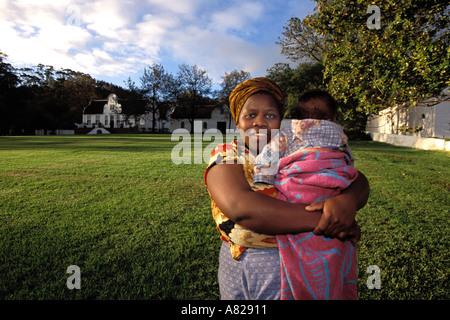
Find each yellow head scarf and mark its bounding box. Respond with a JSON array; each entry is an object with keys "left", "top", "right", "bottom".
[{"left": 229, "top": 77, "right": 285, "bottom": 125}]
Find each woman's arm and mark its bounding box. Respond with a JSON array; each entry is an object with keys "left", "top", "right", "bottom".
[
  {"left": 206, "top": 163, "right": 322, "bottom": 235},
  {"left": 307, "top": 170, "right": 370, "bottom": 239}
]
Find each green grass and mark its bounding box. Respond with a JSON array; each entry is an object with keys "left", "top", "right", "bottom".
[
  {"left": 352, "top": 141, "right": 449, "bottom": 299},
  {"left": 0, "top": 135, "right": 448, "bottom": 300}
]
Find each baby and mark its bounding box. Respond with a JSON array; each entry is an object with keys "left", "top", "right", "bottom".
[{"left": 253, "top": 90, "right": 359, "bottom": 300}]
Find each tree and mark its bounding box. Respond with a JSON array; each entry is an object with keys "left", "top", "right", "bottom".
[
  {"left": 0, "top": 51, "right": 20, "bottom": 90},
  {"left": 305, "top": 0, "right": 449, "bottom": 114},
  {"left": 59, "top": 70, "right": 97, "bottom": 127},
  {"left": 266, "top": 62, "right": 325, "bottom": 117},
  {"left": 218, "top": 69, "right": 251, "bottom": 128},
  {"left": 122, "top": 77, "right": 147, "bottom": 128},
  {"left": 140, "top": 63, "right": 176, "bottom": 132},
  {"left": 1, "top": 61, "right": 100, "bottom": 134},
  {"left": 219, "top": 69, "right": 251, "bottom": 98},
  {"left": 1, "top": 51, "right": 151, "bottom": 135},
  {"left": 274, "top": 13, "right": 328, "bottom": 117},
  {"left": 0, "top": 51, "right": 21, "bottom": 134},
  {"left": 277, "top": 16, "right": 324, "bottom": 64},
  {"left": 176, "top": 64, "right": 212, "bottom": 133}
]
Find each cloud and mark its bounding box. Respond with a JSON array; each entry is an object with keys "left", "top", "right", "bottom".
[
  {"left": 164, "top": 24, "right": 282, "bottom": 84},
  {"left": 209, "top": 1, "right": 264, "bottom": 34},
  {"left": 0, "top": 1, "right": 94, "bottom": 70},
  {"left": 160, "top": 1, "right": 289, "bottom": 83},
  {"left": 0, "top": 0, "right": 314, "bottom": 86},
  {"left": 0, "top": 0, "right": 155, "bottom": 77},
  {"left": 83, "top": 0, "right": 134, "bottom": 37},
  {"left": 146, "top": 0, "right": 204, "bottom": 15}
]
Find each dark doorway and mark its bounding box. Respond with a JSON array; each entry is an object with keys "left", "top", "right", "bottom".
[{"left": 217, "top": 122, "right": 226, "bottom": 134}]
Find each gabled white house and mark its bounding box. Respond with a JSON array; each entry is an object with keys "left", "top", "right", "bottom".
[{"left": 77, "top": 94, "right": 169, "bottom": 133}]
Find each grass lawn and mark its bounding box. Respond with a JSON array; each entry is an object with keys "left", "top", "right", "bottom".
[{"left": 0, "top": 134, "right": 448, "bottom": 300}]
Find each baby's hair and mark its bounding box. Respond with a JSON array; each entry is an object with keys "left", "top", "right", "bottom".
[{"left": 296, "top": 89, "right": 338, "bottom": 120}]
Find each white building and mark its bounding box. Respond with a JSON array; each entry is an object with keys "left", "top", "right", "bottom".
[
  {"left": 137, "top": 103, "right": 170, "bottom": 133},
  {"left": 78, "top": 94, "right": 235, "bottom": 134},
  {"left": 366, "top": 88, "right": 450, "bottom": 139},
  {"left": 77, "top": 94, "right": 169, "bottom": 133},
  {"left": 169, "top": 104, "right": 236, "bottom": 133}
]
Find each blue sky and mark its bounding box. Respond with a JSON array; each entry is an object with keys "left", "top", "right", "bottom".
[{"left": 1, "top": 0, "right": 316, "bottom": 88}]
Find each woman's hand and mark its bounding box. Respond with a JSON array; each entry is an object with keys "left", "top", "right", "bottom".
[
  {"left": 306, "top": 197, "right": 360, "bottom": 243},
  {"left": 305, "top": 171, "right": 369, "bottom": 243}
]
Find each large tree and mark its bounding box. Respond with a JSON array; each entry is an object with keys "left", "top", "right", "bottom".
[
  {"left": 140, "top": 63, "right": 177, "bottom": 132},
  {"left": 0, "top": 51, "right": 21, "bottom": 134},
  {"left": 176, "top": 64, "right": 212, "bottom": 133},
  {"left": 276, "top": 16, "right": 324, "bottom": 64},
  {"left": 58, "top": 70, "right": 97, "bottom": 126},
  {"left": 1, "top": 58, "right": 106, "bottom": 134},
  {"left": 6, "top": 64, "right": 94, "bottom": 133},
  {"left": 274, "top": 14, "right": 327, "bottom": 117},
  {"left": 304, "top": 0, "right": 449, "bottom": 114},
  {"left": 266, "top": 62, "right": 325, "bottom": 115}
]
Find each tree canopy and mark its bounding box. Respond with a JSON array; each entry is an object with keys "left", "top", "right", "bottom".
[
  {"left": 139, "top": 64, "right": 178, "bottom": 132},
  {"left": 0, "top": 53, "right": 107, "bottom": 135},
  {"left": 266, "top": 62, "right": 324, "bottom": 115},
  {"left": 0, "top": 50, "right": 253, "bottom": 135},
  {"left": 302, "top": 0, "right": 449, "bottom": 114}
]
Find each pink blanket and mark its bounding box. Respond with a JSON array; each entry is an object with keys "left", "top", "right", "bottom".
[{"left": 275, "top": 148, "right": 359, "bottom": 300}]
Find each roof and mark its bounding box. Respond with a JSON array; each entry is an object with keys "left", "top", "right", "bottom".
[
  {"left": 171, "top": 105, "right": 223, "bottom": 119},
  {"left": 83, "top": 100, "right": 107, "bottom": 114},
  {"left": 83, "top": 99, "right": 150, "bottom": 114}
]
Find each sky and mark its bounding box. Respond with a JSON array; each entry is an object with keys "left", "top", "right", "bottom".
[{"left": 0, "top": 0, "right": 317, "bottom": 89}]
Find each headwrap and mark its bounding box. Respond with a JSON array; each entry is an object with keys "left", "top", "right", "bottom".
[{"left": 229, "top": 77, "right": 285, "bottom": 125}]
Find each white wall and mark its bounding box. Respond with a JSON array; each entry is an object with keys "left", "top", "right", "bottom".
[
  {"left": 434, "top": 101, "right": 450, "bottom": 139},
  {"left": 370, "top": 132, "right": 450, "bottom": 151},
  {"left": 366, "top": 102, "right": 449, "bottom": 139}
]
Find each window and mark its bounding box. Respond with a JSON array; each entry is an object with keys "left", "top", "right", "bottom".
[
  {"left": 203, "top": 122, "right": 207, "bottom": 130},
  {"left": 181, "top": 121, "right": 185, "bottom": 128}
]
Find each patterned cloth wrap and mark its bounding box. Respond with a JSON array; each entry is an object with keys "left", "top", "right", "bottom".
[
  {"left": 204, "top": 140, "right": 279, "bottom": 261},
  {"left": 254, "top": 119, "right": 359, "bottom": 300}
]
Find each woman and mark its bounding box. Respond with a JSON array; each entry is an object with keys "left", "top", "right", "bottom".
[{"left": 204, "top": 77, "right": 369, "bottom": 300}]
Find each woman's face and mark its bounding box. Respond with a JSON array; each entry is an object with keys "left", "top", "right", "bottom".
[{"left": 237, "top": 93, "right": 281, "bottom": 154}]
